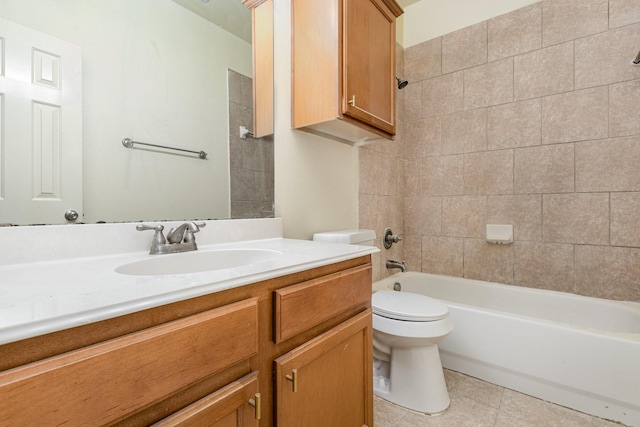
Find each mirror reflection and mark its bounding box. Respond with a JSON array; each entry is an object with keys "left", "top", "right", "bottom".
[{"left": 0, "top": 0, "right": 274, "bottom": 226}]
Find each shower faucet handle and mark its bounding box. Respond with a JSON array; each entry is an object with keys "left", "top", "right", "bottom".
[{"left": 383, "top": 228, "right": 402, "bottom": 249}]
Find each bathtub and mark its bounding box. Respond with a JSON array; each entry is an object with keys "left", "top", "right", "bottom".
[{"left": 373, "top": 272, "right": 640, "bottom": 426}]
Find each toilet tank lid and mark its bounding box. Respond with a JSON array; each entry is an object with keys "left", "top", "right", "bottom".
[
  {"left": 312, "top": 229, "right": 376, "bottom": 245},
  {"left": 372, "top": 290, "right": 449, "bottom": 321}
]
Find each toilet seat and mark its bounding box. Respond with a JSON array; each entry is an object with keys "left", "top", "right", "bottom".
[{"left": 372, "top": 290, "right": 448, "bottom": 321}]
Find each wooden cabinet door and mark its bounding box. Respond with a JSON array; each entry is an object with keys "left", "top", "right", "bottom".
[
  {"left": 342, "top": 0, "right": 396, "bottom": 135},
  {"left": 275, "top": 310, "right": 373, "bottom": 427},
  {"left": 153, "top": 372, "right": 260, "bottom": 427}
]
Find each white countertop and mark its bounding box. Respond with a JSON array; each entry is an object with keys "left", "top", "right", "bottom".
[{"left": 0, "top": 219, "right": 378, "bottom": 345}]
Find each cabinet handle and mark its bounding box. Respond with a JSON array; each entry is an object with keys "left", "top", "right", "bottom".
[
  {"left": 285, "top": 368, "right": 298, "bottom": 393},
  {"left": 248, "top": 392, "right": 261, "bottom": 420},
  {"left": 348, "top": 95, "right": 356, "bottom": 106}
]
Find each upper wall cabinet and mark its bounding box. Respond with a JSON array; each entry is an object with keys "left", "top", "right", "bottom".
[{"left": 292, "top": 0, "right": 403, "bottom": 145}]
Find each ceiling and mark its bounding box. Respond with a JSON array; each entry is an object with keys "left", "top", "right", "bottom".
[{"left": 172, "top": 0, "right": 252, "bottom": 43}]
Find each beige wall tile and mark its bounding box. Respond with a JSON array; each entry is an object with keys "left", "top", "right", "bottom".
[
  {"left": 488, "top": 3, "right": 542, "bottom": 62},
  {"left": 402, "top": 117, "right": 441, "bottom": 159},
  {"left": 422, "top": 236, "right": 464, "bottom": 276},
  {"left": 464, "top": 150, "right": 514, "bottom": 195},
  {"left": 405, "top": 37, "right": 442, "bottom": 83},
  {"left": 404, "top": 159, "right": 422, "bottom": 197},
  {"left": 404, "top": 196, "right": 441, "bottom": 236},
  {"left": 610, "top": 80, "right": 640, "bottom": 138},
  {"left": 514, "top": 144, "right": 574, "bottom": 194},
  {"left": 442, "top": 196, "right": 487, "bottom": 238},
  {"left": 542, "top": 0, "right": 608, "bottom": 46},
  {"left": 403, "top": 81, "right": 423, "bottom": 122},
  {"left": 575, "top": 245, "right": 640, "bottom": 301},
  {"left": 609, "top": 0, "right": 640, "bottom": 28},
  {"left": 442, "top": 21, "right": 488, "bottom": 74},
  {"left": 463, "top": 239, "right": 514, "bottom": 284},
  {"left": 487, "top": 99, "right": 541, "bottom": 150},
  {"left": 487, "top": 195, "right": 542, "bottom": 241},
  {"left": 611, "top": 192, "right": 640, "bottom": 247},
  {"left": 514, "top": 42, "right": 574, "bottom": 100},
  {"left": 359, "top": 148, "right": 378, "bottom": 195},
  {"left": 464, "top": 58, "right": 514, "bottom": 110},
  {"left": 358, "top": 147, "right": 395, "bottom": 196},
  {"left": 575, "top": 136, "right": 640, "bottom": 192},
  {"left": 441, "top": 109, "right": 487, "bottom": 154},
  {"left": 514, "top": 241, "right": 574, "bottom": 292},
  {"left": 575, "top": 24, "right": 640, "bottom": 89},
  {"left": 541, "top": 86, "right": 608, "bottom": 144},
  {"left": 422, "top": 71, "right": 464, "bottom": 117},
  {"left": 543, "top": 193, "right": 609, "bottom": 245},
  {"left": 402, "top": 234, "right": 423, "bottom": 272},
  {"left": 422, "top": 155, "right": 464, "bottom": 196}
]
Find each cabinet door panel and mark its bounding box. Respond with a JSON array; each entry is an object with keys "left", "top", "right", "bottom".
[
  {"left": 153, "top": 371, "right": 259, "bottom": 427},
  {"left": 275, "top": 310, "right": 373, "bottom": 427},
  {"left": 343, "top": 0, "right": 396, "bottom": 134},
  {"left": 0, "top": 298, "right": 258, "bottom": 426}
]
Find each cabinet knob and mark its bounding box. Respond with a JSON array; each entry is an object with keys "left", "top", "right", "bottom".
[
  {"left": 248, "top": 392, "right": 261, "bottom": 420},
  {"left": 285, "top": 368, "right": 298, "bottom": 393},
  {"left": 348, "top": 95, "right": 356, "bottom": 106}
]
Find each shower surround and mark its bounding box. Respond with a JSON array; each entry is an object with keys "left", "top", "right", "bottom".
[{"left": 359, "top": 0, "right": 640, "bottom": 303}]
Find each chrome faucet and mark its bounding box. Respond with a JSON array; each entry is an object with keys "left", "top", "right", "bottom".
[
  {"left": 386, "top": 260, "right": 407, "bottom": 273},
  {"left": 137, "top": 221, "right": 206, "bottom": 254}
]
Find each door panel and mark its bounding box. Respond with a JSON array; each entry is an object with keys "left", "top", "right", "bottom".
[
  {"left": 342, "top": 0, "right": 395, "bottom": 134},
  {"left": 0, "top": 18, "right": 82, "bottom": 225}
]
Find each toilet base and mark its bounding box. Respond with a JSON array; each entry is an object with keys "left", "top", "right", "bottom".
[{"left": 374, "top": 344, "right": 450, "bottom": 414}]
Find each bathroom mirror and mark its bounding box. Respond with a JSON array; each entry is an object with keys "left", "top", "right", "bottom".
[{"left": 0, "top": 0, "right": 274, "bottom": 225}]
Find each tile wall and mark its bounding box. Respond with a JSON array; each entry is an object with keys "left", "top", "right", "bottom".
[
  {"left": 359, "top": 0, "right": 640, "bottom": 302},
  {"left": 228, "top": 70, "right": 274, "bottom": 219}
]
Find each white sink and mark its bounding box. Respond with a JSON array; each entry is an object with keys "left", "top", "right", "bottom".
[{"left": 115, "top": 248, "right": 284, "bottom": 276}]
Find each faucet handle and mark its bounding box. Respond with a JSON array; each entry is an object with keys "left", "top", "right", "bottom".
[
  {"left": 136, "top": 224, "right": 166, "bottom": 245},
  {"left": 183, "top": 222, "right": 207, "bottom": 243}
]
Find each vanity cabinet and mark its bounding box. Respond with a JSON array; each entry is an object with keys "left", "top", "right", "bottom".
[
  {"left": 292, "top": 0, "right": 403, "bottom": 145},
  {"left": 0, "top": 255, "right": 372, "bottom": 427}
]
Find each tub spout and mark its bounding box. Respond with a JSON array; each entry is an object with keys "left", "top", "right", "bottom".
[{"left": 386, "top": 260, "right": 407, "bottom": 272}]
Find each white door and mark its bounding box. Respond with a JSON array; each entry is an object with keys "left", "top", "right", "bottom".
[{"left": 0, "top": 18, "right": 82, "bottom": 225}]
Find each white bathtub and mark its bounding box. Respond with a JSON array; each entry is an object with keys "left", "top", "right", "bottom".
[{"left": 373, "top": 272, "right": 640, "bottom": 426}]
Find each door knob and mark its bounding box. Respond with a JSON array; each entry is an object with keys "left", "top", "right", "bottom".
[{"left": 64, "top": 209, "right": 79, "bottom": 221}]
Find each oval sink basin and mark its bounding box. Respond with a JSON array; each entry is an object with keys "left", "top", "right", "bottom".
[{"left": 115, "top": 248, "right": 283, "bottom": 276}]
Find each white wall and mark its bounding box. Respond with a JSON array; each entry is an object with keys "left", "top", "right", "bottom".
[
  {"left": 273, "top": 0, "right": 359, "bottom": 239},
  {"left": 0, "top": 0, "right": 252, "bottom": 223},
  {"left": 401, "top": 0, "right": 540, "bottom": 47}
]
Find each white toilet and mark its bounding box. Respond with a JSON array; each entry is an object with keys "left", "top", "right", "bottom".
[{"left": 372, "top": 289, "right": 453, "bottom": 414}]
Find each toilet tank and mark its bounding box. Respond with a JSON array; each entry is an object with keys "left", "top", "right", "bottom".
[{"left": 312, "top": 229, "right": 376, "bottom": 246}]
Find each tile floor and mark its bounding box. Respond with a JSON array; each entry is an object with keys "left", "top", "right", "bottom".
[{"left": 374, "top": 369, "right": 628, "bottom": 427}]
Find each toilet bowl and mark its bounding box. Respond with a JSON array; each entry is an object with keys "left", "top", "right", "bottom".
[{"left": 372, "top": 289, "right": 453, "bottom": 414}]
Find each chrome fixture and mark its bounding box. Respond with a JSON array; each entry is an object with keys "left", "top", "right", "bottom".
[
  {"left": 386, "top": 260, "right": 407, "bottom": 273},
  {"left": 396, "top": 77, "right": 409, "bottom": 89},
  {"left": 122, "top": 137, "right": 207, "bottom": 160},
  {"left": 137, "top": 221, "right": 206, "bottom": 254},
  {"left": 239, "top": 125, "right": 255, "bottom": 139},
  {"left": 383, "top": 228, "right": 402, "bottom": 249}
]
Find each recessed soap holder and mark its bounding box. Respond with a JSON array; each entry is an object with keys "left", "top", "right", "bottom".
[{"left": 486, "top": 224, "right": 513, "bottom": 245}]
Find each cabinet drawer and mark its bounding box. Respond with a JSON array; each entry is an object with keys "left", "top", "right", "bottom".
[
  {"left": 274, "top": 264, "right": 371, "bottom": 343},
  {"left": 0, "top": 297, "right": 258, "bottom": 427},
  {"left": 153, "top": 371, "right": 260, "bottom": 427}
]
